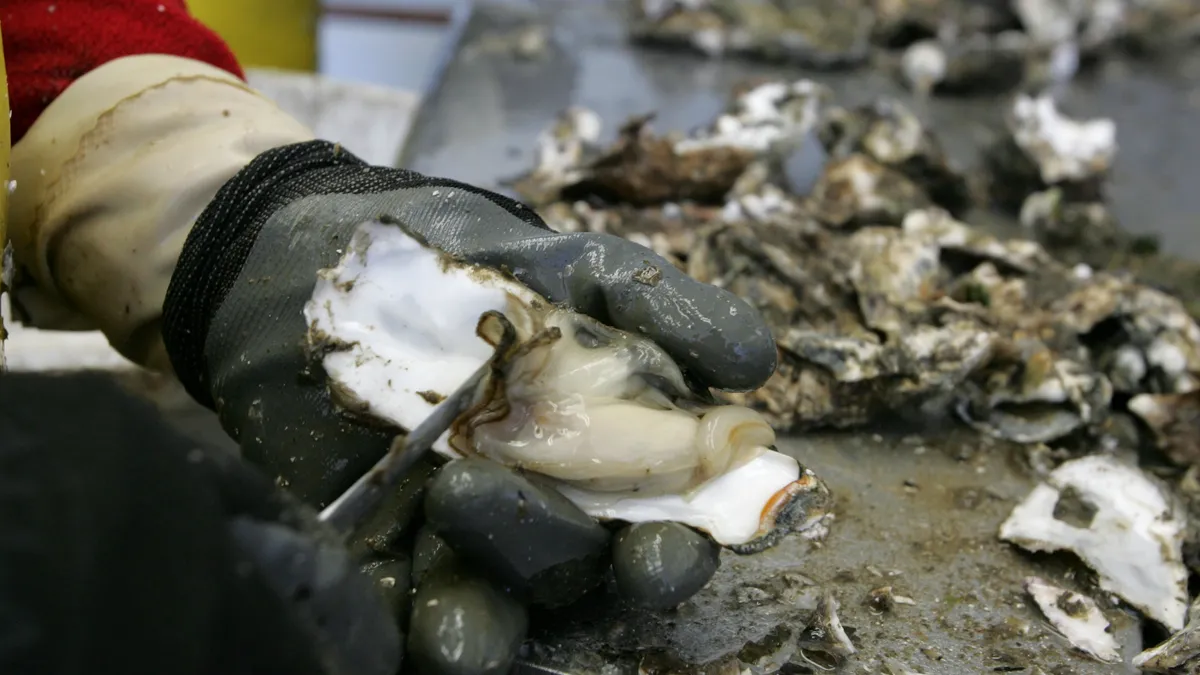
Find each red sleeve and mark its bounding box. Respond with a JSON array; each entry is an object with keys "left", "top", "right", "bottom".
[{"left": 0, "top": 0, "right": 245, "bottom": 144}]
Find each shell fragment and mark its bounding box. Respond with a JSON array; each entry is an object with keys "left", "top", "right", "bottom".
[{"left": 999, "top": 455, "right": 1188, "bottom": 630}]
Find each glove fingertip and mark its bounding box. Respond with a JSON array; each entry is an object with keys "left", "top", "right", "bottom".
[
  {"left": 408, "top": 560, "right": 528, "bottom": 675},
  {"left": 695, "top": 310, "right": 778, "bottom": 392},
  {"left": 612, "top": 522, "right": 721, "bottom": 610},
  {"left": 648, "top": 274, "right": 779, "bottom": 392}
]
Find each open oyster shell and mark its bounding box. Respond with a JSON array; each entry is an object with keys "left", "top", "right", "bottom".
[
  {"left": 303, "top": 220, "right": 831, "bottom": 550},
  {"left": 986, "top": 94, "right": 1117, "bottom": 210}
]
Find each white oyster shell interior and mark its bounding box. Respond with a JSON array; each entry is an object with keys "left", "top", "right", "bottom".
[
  {"left": 1000, "top": 455, "right": 1188, "bottom": 630},
  {"left": 1010, "top": 94, "right": 1116, "bottom": 184},
  {"left": 1024, "top": 576, "right": 1119, "bottom": 663},
  {"left": 303, "top": 220, "right": 804, "bottom": 546}
]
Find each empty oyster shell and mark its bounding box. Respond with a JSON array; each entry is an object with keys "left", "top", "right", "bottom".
[
  {"left": 817, "top": 99, "right": 973, "bottom": 215},
  {"left": 807, "top": 154, "right": 931, "bottom": 228},
  {"left": 630, "top": 0, "right": 876, "bottom": 70},
  {"left": 1023, "top": 577, "right": 1119, "bottom": 663},
  {"left": 957, "top": 339, "right": 1112, "bottom": 443},
  {"left": 1000, "top": 454, "right": 1189, "bottom": 631},
  {"left": 303, "top": 220, "right": 831, "bottom": 549},
  {"left": 986, "top": 94, "right": 1116, "bottom": 210}
]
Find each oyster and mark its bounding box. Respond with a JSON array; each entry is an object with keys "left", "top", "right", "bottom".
[
  {"left": 1018, "top": 188, "right": 1127, "bottom": 262},
  {"left": 957, "top": 340, "right": 1112, "bottom": 443},
  {"left": 303, "top": 220, "right": 830, "bottom": 549},
  {"left": 512, "top": 80, "right": 829, "bottom": 211},
  {"left": 902, "top": 208, "right": 1050, "bottom": 272},
  {"left": 1135, "top": 596, "right": 1200, "bottom": 672},
  {"left": 816, "top": 99, "right": 974, "bottom": 215},
  {"left": 1129, "top": 390, "right": 1200, "bottom": 467},
  {"left": 511, "top": 107, "right": 604, "bottom": 206},
  {"left": 986, "top": 94, "right": 1117, "bottom": 211},
  {"left": 678, "top": 79, "right": 829, "bottom": 154},
  {"left": 806, "top": 154, "right": 930, "bottom": 228},
  {"left": 912, "top": 32, "right": 1032, "bottom": 96},
  {"left": 1012, "top": 0, "right": 1132, "bottom": 52},
  {"left": 1055, "top": 273, "right": 1200, "bottom": 395},
  {"left": 629, "top": 0, "right": 876, "bottom": 70}
]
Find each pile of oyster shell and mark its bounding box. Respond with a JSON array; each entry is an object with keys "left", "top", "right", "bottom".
[
  {"left": 511, "top": 78, "right": 1200, "bottom": 670},
  {"left": 628, "top": 0, "right": 1200, "bottom": 96}
]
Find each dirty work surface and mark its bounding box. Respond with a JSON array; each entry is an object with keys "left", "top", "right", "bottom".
[
  {"left": 390, "top": 2, "right": 1200, "bottom": 674},
  {"left": 528, "top": 429, "right": 1144, "bottom": 675},
  {"left": 141, "top": 370, "right": 1132, "bottom": 674}
]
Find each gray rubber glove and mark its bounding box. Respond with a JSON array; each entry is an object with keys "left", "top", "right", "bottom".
[{"left": 162, "top": 141, "right": 777, "bottom": 675}]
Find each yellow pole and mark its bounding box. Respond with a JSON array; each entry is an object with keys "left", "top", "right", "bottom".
[
  {"left": 187, "top": 0, "right": 319, "bottom": 72},
  {"left": 0, "top": 24, "right": 11, "bottom": 368}
]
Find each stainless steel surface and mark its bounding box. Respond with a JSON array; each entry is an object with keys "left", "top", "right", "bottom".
[
  {"left": 395, "top": 0, "right": 476, "bottom": 167},
  {"left": 318, "top": 361, "right": 490, "bottom": 534}
]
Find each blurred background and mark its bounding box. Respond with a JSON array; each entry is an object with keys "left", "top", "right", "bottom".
[{"left": 188, "top": 0, "right": 466, "bottom": 92}]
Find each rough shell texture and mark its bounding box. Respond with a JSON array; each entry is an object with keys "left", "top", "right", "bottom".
[{"left": 509, "top": 79, "right": 1200, "bottom": 451}]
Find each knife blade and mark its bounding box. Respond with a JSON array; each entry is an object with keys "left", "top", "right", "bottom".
[{"left": 318, "top": 360, "right": 490, "bottom": 535}]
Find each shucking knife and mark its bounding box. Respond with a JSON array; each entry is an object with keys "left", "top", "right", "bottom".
[
  {"left": 314, "top": 320, "right": 577, "bottom": 675},
  {"left": 317, "top": 360, "right": 491, "bottom": 535}
]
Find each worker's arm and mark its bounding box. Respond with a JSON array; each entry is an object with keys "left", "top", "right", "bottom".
[
  {"left": 1, "top": 2, "right": 778, "bottom": 674},
  {"left": 0, "top": 371, "right": 400, "bottom": 675},
  {"left": 4, "top": 0, "right": 312, "bottom": 368}
]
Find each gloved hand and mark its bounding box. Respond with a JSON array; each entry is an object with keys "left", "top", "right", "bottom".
[
  {"left": 161, "top": 141, "right": 778, "bottom": 675},
  {"left": 0, "top": 371, "right": 401, "bottom": 675}
]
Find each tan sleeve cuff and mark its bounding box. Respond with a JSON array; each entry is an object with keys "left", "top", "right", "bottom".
[{"left": 8, "top": 54, "right": 316, "bottom": 370}]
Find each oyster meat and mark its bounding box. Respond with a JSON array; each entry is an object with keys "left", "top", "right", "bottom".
[{"left": 303, "top": 220, "right": 830, "bottom": 549}]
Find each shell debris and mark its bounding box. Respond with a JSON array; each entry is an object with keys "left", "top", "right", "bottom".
[
  {"left": 1023, "top": 576, "right": 1120, "bottom": 663},
  {"left": 500, "top": 69, "right": 1200, "bottom": 663},
  {"left": 1135, "top": 596, "right": 1200, "bottom": 672},
  {"left": 626, "top": 0, "right": 1200, "bottom": 94},
  {"left": 1000, "top": 456, "right": 1188, "bottom": 631}
]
